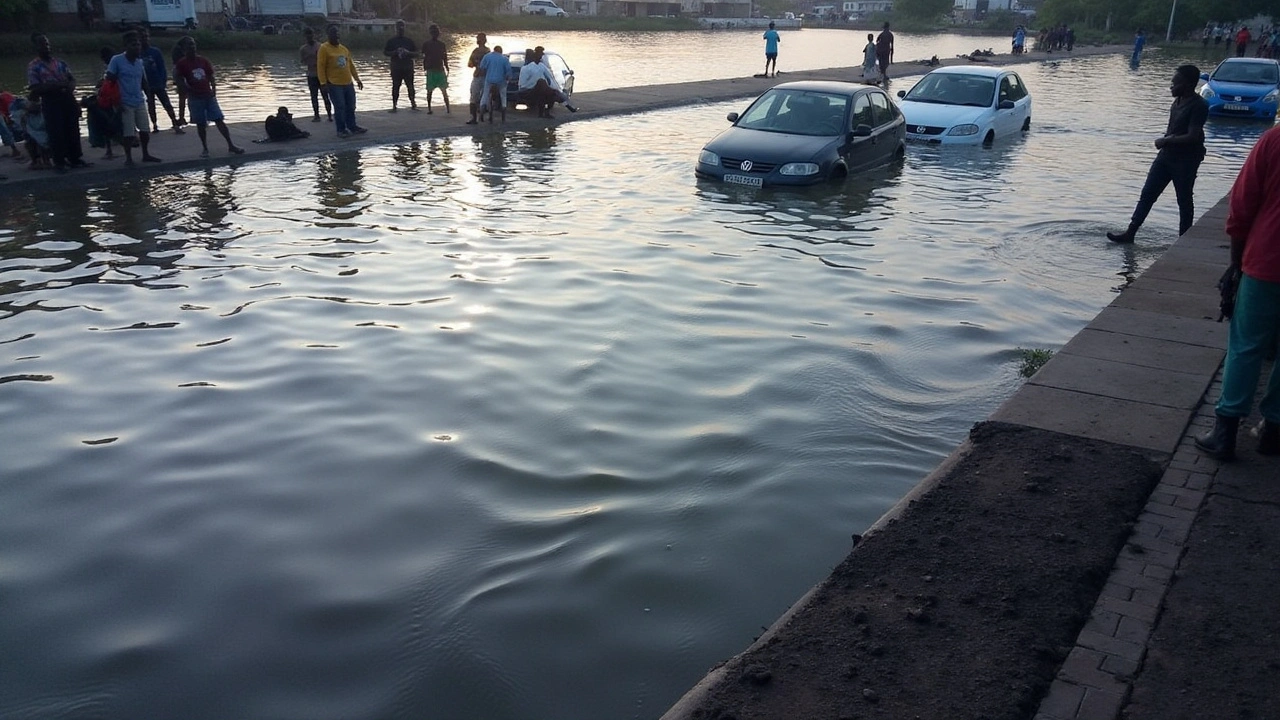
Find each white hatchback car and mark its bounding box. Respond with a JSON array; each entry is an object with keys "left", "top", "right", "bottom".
[
  {"left": 895, "top": 65, "right": 1032, "bottom": 145},
  {"left": 521, "top": 0, "right": 568, "bottom": 15}
]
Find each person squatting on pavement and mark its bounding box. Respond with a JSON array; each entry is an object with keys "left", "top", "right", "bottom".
[
  {"left": 1107, "top": 65, "right": 1208, "bottom": 244},
  {"left": 1195, "top": 125, "right": 1280, "bottom": 461},
  {"left": 317, "top": 24, "right": 366, "bottom": 137}
]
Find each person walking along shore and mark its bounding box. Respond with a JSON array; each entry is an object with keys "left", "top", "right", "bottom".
[
  {"left": 421, "top": 23, "right": 450, "bottom": 114},
  {"left": 1195, "top": 125, "right": 1280, "bottom": 460},
  {"left": 762, "top": 21, "right": 780, "bottom": 78},
  {"left": 106, "top": 31, "right": 162, "bottom": 165}
]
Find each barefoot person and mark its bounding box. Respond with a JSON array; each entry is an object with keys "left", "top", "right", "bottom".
[
  {"left": 477, "top": 44, "right": 511, "bottom": 124},
  {"left": 1195, "top": 124, "right": 1280, "bottom": 460},
  {"left": 421, "top": 23, "right": 450, "bottom": 114},
  {"left": 318, "top": 24, "right": 366, "bottom": 137},
  {"left": 106, "top": 31, "right": 161, "bottom": 165},
  {"left": 861, "top": 33, "right": 878, "bottom": 84},
  {"left": 383, "top": 20, "right": 419, "bottom": 112},
  {"left": 1106, "top": 65, "right": 1208, "bottom": 244},
  {"left": 762, "top": 21, "right": 780, "bottom": 78},
  {"left": 300, "top": 27, "right": 331, "bottom": 122},
  {"left": 173, "top": 36, "right": 245, "bottom": 158},
  {"left": 465, "top": 32, "right": 489, "bottom": 125}
]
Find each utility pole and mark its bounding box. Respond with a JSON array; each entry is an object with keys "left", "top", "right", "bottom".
[{"left": 1166, "top": 0, "right": 1178, "bottom": 42}]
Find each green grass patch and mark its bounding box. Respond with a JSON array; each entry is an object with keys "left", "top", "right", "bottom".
[{"left": 1017, "top": 347, "right": 1054, "bottom": 378}]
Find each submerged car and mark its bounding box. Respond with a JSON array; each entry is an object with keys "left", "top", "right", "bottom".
[
  {"left": 1199, "top": 57, "right": 1279, "bottom": 121},
  {"left": 695, "top": 81, "right": 906, "bottom": 187},
  {"left": 896, "top": 65, "right": 1032, "bottom": 145}
]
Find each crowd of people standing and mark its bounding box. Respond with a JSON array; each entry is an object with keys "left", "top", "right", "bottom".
[
  {"left": 1, "top": 23, "right": 580, "bottom": 177},
  {"left": 1201, "top": 22, "right": 1278, "bottom": 58}
]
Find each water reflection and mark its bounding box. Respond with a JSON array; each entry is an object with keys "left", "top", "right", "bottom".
[{"left": 317, "top": 152, "right": 368, "bottom": 217}]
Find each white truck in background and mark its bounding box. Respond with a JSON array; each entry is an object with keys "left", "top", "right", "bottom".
[{"left": 103, "top": 0, "right": 198, "bottom": 29}]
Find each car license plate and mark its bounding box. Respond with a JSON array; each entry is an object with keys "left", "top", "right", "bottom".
[
  {"left": 724, "top": 174, "right": 763, "bottom": 187},
  {"left": 1224, "top": 103, "right": 1250, "bottom": 111}
]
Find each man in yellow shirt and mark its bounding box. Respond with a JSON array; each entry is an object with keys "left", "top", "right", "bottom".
[{"left": 317, "top": 24, "right": 365, "bottom": 137}]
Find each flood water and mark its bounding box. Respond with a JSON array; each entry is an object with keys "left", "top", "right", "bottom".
[{"left": 1, "top": 49, "right": 1271, "bottom": 720}]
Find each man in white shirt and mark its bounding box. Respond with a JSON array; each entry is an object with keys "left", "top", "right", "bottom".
[
  {"left": 529, "top": 47, "right": 577, "bottom": 116},
  {"left": 517, "top": 48, "right": 556, "bottom": 117}
]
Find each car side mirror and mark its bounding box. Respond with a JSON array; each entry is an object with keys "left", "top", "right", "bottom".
[
  {"left": 1200, "top": 72, "right": 1210, "bottom": 81},
  {"left": 998, "top": 99, "right": 1015, "bottom": 109},
  {"left": 896, "top": 90, "right": 906, "bottom": 98},
  {"left": 852, "top": 124, "right": 873, "bottom": 137},
  {"left": 566, "top": 69, "right": 574, "bottom": 76},
  {"left": 727, "top": 112, "right": 739, "bottom": 122}
]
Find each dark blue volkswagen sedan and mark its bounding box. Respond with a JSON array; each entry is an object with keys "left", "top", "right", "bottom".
[{"left": 695, "top": 81, "right": 906, "bottom": 187}]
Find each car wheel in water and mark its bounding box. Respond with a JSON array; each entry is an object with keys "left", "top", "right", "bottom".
[
  {"left": 829, "top": 164, "right": 848, "bottom": 181},
  {"left": 983, "top": 130, "right": 995, "bottom": 145},
  {"left": 1022, "top": 117, "right": 1031, "bottom": 131}
]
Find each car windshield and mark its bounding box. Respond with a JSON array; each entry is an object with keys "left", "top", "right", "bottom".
[
  {"left": 1213, "top": 62, "right": 1279, "bottom": 85},
  {"left": 735, "top": 89, "right": 850, "bottom": 136},
  {"left": 902, "top": 73, "right": 996, "bottom": 107}
]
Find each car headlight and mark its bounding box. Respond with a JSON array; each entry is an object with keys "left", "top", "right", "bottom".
[
  {"left": 1200, "top": 85, "right": 1217, "bottom": 99},
  {"left": 779, "top": 162, "right": 820, "bottom": 176},
  {"left": 947, "top": 124, "right": 980, "bottom": 136},
  {"left": 698, "top": 150, "right": 720, "bottom": 166},
  {"left": 1264, "top": 90, "right": 1278, "bottom": 104}
]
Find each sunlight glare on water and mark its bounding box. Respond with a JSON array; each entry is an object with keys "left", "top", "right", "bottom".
[{"left": 0, "top": 49, "right": 1270, "bottom": 720}]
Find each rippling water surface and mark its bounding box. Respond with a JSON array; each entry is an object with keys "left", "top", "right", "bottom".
[{"left": 0, "top": 51, "right": 1270, "bottom": 720}]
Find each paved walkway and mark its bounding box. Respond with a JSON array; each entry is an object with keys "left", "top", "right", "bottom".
[
  {"left": 0, "top": 43, "right": 1129, "bottom": 193},
  {"left": 998, "top": 196, "right": 1280, "bottom": 720}
]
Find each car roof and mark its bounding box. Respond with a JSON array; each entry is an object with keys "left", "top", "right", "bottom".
[
  {"left": 1217, "top": 57, "right": 1280, "bottom": 66},
  {"left": 771, "top": 80, "right": 883, "bottom": 95},
  {"left": 923, "top": 65, "right": 1011, "bottom": 78}
]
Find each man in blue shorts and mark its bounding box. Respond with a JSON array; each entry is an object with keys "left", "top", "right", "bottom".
[
  {"left": 173, "top": 36, "right": 244, "bottom": 158},
  {"left": 762, "top": 21, "right": 780, "bottom": 78}
]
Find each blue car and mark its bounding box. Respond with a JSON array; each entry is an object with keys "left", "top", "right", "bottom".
[{"left": 1198, "top": 57, "right": 1280, "bottom": 121}]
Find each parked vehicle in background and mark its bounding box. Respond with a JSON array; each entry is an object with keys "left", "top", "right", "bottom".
[
  {"left": 695, "top": 81, "right": 906, "bottom": 187},
  {"left": 1199, "top": 58, "right": 1280, "bottom": 121},
  {"left": 504, "top": 50, "right": 575, "bottom": 109},
  {"left": 895, "top": 65, "right": 1032, "bottom": 145},
  {"left": 104, "top": 0, "right": 197, "bottom": 29},
  {"left": 521, "top": 0, "right": 568, "bottom": 16}
]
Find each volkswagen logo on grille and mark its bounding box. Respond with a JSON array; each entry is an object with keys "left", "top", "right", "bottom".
[
  {"left": 740, "top": 159, "right": 754, "bottom": 172},
  {"left": 1236, "top": 96, "right": 1243, "bottom": 101},
  {"left": 916, "top": 126, "right": 926, "bottom": 134}
]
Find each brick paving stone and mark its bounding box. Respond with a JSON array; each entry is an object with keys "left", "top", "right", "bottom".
[
  {"left": 1184, "top": 472, "right": 1213, "bottom": 490},
  {"left": 1059, "top": 647, "right": 1126, "bottom": 690},
  {"left": 1101, "top": 580, "right": 1135, "bottom": 602},
  {"left": 1084, "top": 609, "right": 1122, "bottom": 636},
  {"left": 1100, "top": 652, "right": 1141, "bottom": 677},
  {"left": 1116, "top": 615, "right": 1155, "bottom": 644},
  {"left": 1077, "top": 629, "right": 1145, "bottom": 662},
  {"left": 1159, "top": 468, "right": 1191, "bottom": 487},
  {"left": 1140, "top": 562, "right": 1175, "bottom": 582},
  {"left": 1143, "top": 502, "right": 1195, "bottom": 522},
  {"left": 1078, "top": 685, "right": 1128, "bottom": 720},
  {"left": 1096, "top": 596, "right": 1161, "bottom": 624},
  {"left": 1039, "top": 681, "right": 1086, "bottom": 718}
]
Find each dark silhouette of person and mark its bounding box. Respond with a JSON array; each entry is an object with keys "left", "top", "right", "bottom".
[{"left": 1107, "top": 65, "right": 1208, "bottom": 244}]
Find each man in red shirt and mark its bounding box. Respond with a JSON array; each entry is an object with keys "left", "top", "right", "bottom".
[
  {"left": 1196, "top": 125, "right": 1280, "bottom": 460},
  {"left": 1236, "top": 26, "right": 1252, "bottom": 57},
  {"left": 172, "top": 36, "right": 244, "bottom": 158}
]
